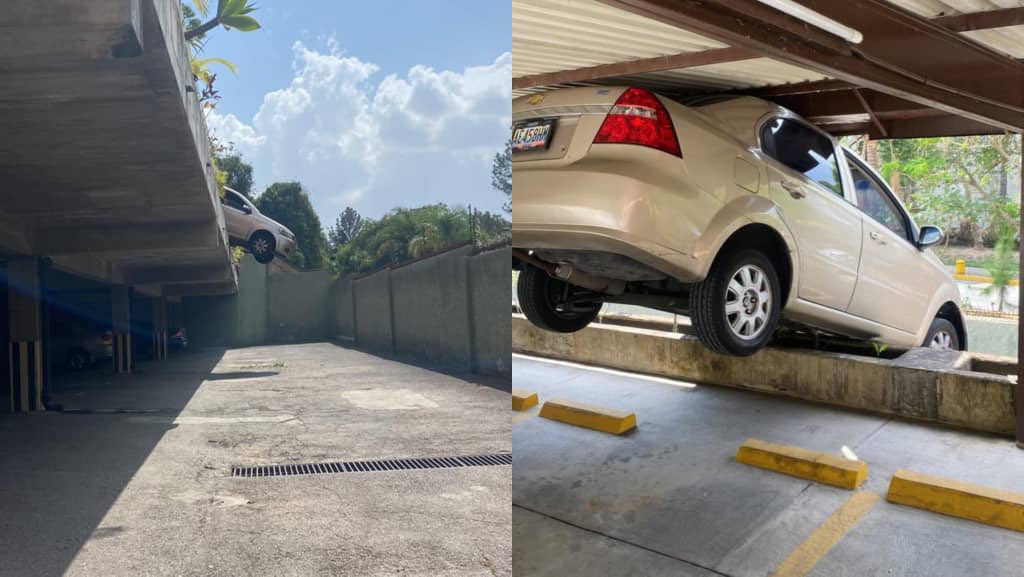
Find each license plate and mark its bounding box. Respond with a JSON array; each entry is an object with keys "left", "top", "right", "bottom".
[{"left": 512, "top": 119, "right": 555, "bottom": 152}]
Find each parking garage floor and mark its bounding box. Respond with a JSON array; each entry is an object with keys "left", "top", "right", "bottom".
[
  {"left": 512, "top": 355, "right": 1024, "bottom": 577},
  {"left": 0, "top": 343, "right": 511, "bottom": 577}
]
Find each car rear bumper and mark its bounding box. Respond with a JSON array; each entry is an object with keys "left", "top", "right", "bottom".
[{"left": 512, "top": 163, "right": 715, "bottom": 282}]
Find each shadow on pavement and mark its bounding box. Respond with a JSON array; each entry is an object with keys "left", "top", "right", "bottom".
[{"left": 0, "top": 348, "right": 224, "bottom": 577}]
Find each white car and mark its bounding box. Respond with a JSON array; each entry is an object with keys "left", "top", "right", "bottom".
[{"left": 221, "top": 187, "right": 297, "bottom": 264}]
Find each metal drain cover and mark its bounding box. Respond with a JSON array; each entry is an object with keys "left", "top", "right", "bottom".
[{"left": 232, "top": 453, "right": 512, "bottom": 478}]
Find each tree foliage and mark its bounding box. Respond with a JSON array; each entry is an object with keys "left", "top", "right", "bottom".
[
  {"left": 492, "top": 134, "right": 512, "bottom": 213},
  {"left": 255, "top": 182, "right": 328, "bottom": 269},
  {"left": 332, "top": 204, "right": 511, "bottom": 275},
  {"left": 218, "top": 153, "right": 255, "bottom": 198},
  {"left": 328, "top": 207, "right": 365, "bottom": 250},
  {"left": 847, "top": 134, "right": 1022, "bottom": 249}
]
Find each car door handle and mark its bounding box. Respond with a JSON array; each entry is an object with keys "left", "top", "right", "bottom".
[
  {"left": 781, "top": 180, "right": 805, "bottom": 199},
  {"left": 869, "top": 231, "right": 887, "bottom": 245}
]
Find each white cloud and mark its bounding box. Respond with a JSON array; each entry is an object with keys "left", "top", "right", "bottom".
[{"left": 207, "top": 41, "right": 510, "bottom": 222}]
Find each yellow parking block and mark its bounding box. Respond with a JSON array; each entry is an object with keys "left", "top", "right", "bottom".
[
  {"left": 512, "top": 389, "right": 538, "bottom": 411},
  {"left": 886, "top": 468, "right": 1024, "bottom": 532},
  {"left": 539, "top": 398, "right": 637, "bottom": 435},
  {"left": 735, "top": 439, "right": 868, "bottom": 490}
]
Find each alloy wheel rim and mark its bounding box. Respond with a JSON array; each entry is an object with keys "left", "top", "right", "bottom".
[
  {"left": 725, "top": 264, "right": 771, "bottom": 341},
  {"left": 253, "top": 238, "right": 269, "bottom": 254},
  {"left": 929, "top": 330, "right": 953, "bottom": 350}
]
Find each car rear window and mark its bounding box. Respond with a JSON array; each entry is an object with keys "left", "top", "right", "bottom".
[{"left": 760, "top": 118, "right": 843, "bottom": 196}]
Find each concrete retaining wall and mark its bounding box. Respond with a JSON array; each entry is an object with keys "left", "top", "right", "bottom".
[
  {"left": 352, "top": 269, "right": 394, "bottom": 354},
  {"left": 469, "top": 248, "right": 511, "bottom": 373},
  {"left": 185, "top": 248, "right": 511, "bottom": 375},
  {"left": 342, "top": 246, "right": 512, "bottom": 374},
  {"left": 513, "top": 315, "right": 1017, "bottom": 436},
  {"left": 266, "top": 269, "right": 333, "bottom": 344},
  {"left": 390, "top": 246, "right": 473, "bottom": 369},
  {"left": 333, "top": 275, "right": 355, "bottom": 340}
]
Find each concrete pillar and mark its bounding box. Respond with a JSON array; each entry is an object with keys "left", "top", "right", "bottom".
[
  {"left": 152, "top": 297, "right": 168, "bottom": 360},
  {"left": 7, "top": 258, "right": 45, "bottom": 412},
  {"left": 111, "top": 286, "right": 133, "bottom": 374}
]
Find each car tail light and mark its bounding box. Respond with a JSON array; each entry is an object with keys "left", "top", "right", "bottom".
[
  {"left": 593, "top": 87, "right": 681, "bottom": 157},
  {"left": 100, "top": 331, "right": 112, "bottom": 344}
]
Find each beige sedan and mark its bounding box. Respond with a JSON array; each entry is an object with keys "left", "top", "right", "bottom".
[{"left": 512, "top": 87, "right": 964, "bottom": 356}]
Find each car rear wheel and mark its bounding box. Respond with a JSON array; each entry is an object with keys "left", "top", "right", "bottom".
[
  {"left": 690, "top": 249, "right": 781, "bottom": 356},
  {"left": 517, "top": 265, "right": 601, "bottom": 333},
  {"left": 249, "top": 230, "right": 276, "bottom": 264},
  {"left": 924, "top": 318, "right": 960, "bottom": 351}
]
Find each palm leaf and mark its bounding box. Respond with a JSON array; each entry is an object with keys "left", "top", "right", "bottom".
[
  {"left": 192, "top": 56, "right": 238, "bottom": 76},
  {"left": 193, "top": 0, "right": 211, "bottom": 16},
  {"left": 220, "top": 14, "right": 260, "bottom": 31}
]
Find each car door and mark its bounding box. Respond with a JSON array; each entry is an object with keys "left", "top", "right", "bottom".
[
  {"left": 843, "top": 153, "right": 930, "bottom": 334},
  {"left": 222, "top": 190, "right": 252, "bottom": 240},
  {"left": 758, "top": 117, "right": 863, "bottom": 311}
]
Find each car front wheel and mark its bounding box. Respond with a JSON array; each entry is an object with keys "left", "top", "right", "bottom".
[
  {"left": 924, "top": 318, "right": 960, "bottom": 351},
  {"left": 690, "top": 249, "right": 782, "bottom": 356},
  {"left": 517, "top": 265, "right": 602, "bottom": 333},
  {"left": 249, "top": 230, "right": 277, "bottom": 264}
]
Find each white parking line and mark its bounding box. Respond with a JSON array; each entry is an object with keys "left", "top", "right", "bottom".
[{"left": 513, "top": 353, "right": 697, "bottom": 389}]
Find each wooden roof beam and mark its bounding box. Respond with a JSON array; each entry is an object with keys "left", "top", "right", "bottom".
[{"left": 932, "top": 7, "right": 1024, "bottom": 33}]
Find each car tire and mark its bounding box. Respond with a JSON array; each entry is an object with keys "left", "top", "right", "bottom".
[
  {"left": 517, "top": 265, "right": 601, "bottom": 333},
  {"left": 923, "top": 317, "right": 960, "bottom": 351},
  {"left": 690, "top": 249, "right": 781, "bottom": 356},
  {"left": 249, "top": 230, "right": 277, "bottom": 264},
  {"left": 67, "top": 348, "right": 90, "bottom": 371}
]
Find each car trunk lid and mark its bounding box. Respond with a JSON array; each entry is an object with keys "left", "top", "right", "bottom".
[{"left": 512, "top": 87, "right": 626, "bottom": 162}]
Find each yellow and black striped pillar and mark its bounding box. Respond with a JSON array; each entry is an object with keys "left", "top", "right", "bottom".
[
  {"left": 8, "top": 340, "right": 43, "bottom": 412},
  {"left": 113, "top": 333, "right": 132, "bottom": 374}
]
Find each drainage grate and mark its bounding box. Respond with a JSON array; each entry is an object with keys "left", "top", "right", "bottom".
[{"left": 231, "top": 453, "right": 512, "bottom": 478}]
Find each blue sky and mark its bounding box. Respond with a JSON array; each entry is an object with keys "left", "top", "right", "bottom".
[{"left": 199, "top": 1, "right": 511, "bottom": 225}]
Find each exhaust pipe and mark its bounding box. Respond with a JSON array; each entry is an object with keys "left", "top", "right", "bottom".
[{"left": 512, "top": 249, "right": 625, "bottom": 295}]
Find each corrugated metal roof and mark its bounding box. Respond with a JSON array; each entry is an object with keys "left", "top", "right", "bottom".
[
  {"left": 512, "top": 0, "right": 828, "bottom": 97},
  {"left": 888, "top": 0, "right": 1024, "bottom": 57}
]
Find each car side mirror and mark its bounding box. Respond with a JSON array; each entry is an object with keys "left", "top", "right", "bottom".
[
  {"left": 243, "top": 205, "right": 253, "bottom": 215},
  {"left": 917, "top": 225, "right": 943, "bottom": 248}
]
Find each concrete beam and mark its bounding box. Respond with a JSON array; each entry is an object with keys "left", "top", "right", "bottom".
[
  {"left": 34, "top": 220, "right": 221, "bottom": 255},
  {"left": 122, "top": 263, "right": 232, "bottom": 286},
  {"left": 162, "top": 281, "right": 238, "bottom": 297},
  {"left": 0, "top": 1, "right": 142, "bottom": 63}
]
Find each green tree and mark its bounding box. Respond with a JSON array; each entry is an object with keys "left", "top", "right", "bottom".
[
  {"left": 218, "top": 153, "right": 254, "bottom": 198},
  {"left": 328, "top": 207, "right": 365, "bottom": 250},
  {"left": 492, "top": 134, "right": 512, "bottom": 213},
  {"left": 983, "top": 231, "right": 1017, "bottom": 312},
  {"left": 256, "top": 182, "right": 328, "bottom": 269},
  {"left": 332, "top": 204, "right": 510, "bottom": 275}
]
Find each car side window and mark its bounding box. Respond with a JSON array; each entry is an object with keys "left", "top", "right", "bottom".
[
  {"left": 847, "top": 161, "right": 908, "bottom": 240},
  {"left": 225, "top": 192, "right": 246, "bottom": 211},
  {"left": 760, "top": 118, "right": 843, "bottom": 196}
]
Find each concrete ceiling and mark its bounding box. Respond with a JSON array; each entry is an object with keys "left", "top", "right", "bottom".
[{"left": 0, "top": 0, "right": 236, "bottom": 296}]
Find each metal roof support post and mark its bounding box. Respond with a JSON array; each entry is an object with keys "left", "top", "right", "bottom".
[{"left": 1018, "top": 143, "right": 1024, "bottom": 449}]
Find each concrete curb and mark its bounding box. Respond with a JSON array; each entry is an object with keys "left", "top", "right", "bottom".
[
  {"left": 539, "top": 398, "right": 637, "bottom": 435},
  {"left": 513, "top": 315, "right": 1018, "bottom": 436},
  {"left": 512, "top": 389, "right": 539, "bottom": 411},
  {"left": 887, "top": 468, "right": 1024, "bottom": 532},
  {"left": 736, "top": 439, "right": 868, "bottom": 489}
]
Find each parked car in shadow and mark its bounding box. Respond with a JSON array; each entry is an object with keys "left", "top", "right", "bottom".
[{"left": 50, "top": 316, "right": 113, "bottom": 371}]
